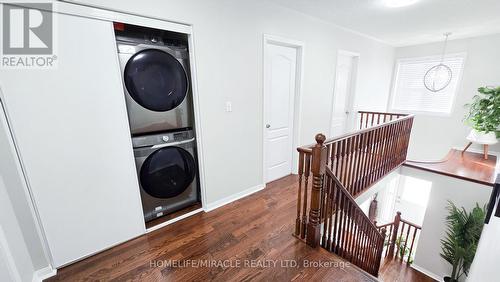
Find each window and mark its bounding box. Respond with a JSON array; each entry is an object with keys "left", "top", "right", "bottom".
[{"left": 391, "top": 53, "right": 466, "bottom": 115}]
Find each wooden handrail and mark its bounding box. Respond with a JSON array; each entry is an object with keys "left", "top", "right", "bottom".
[
  {"left": 294, "top": 111, "right": 414, "bottom": 276},
  {"left": 326, "top": 168, "right": 384, "bottom": 236},
  {"left": 400, "top": 219, "right": 422, "bottom": 230},
  {"left": 298, "top": 112, "right": 414, "bottom": 152},
  {"left": 375, "top": 222, "right": 393, "bottom": 229}
]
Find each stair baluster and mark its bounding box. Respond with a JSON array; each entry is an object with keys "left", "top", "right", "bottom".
[{"left": 294, "top": 111, "right": 415, "bottom": 276}]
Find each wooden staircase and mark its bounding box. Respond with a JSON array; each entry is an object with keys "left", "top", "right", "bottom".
[{"left": 294, "top": 111, "right": 414, "bottom": 276}]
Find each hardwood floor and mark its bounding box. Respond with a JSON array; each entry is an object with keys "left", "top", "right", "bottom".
[
  {"left": 47, "top": 175, "right": 433, "bottom": 282},
  {"left": 379, "top": 259, "right": 437, "bottom": 282}
]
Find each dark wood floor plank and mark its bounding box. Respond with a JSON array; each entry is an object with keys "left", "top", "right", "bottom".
[
  {"left": 46, "top": 175, "right": 434, "bottom": 282},
  {"left": 379, "top": 258, "right": 437, "bottom": 282}
]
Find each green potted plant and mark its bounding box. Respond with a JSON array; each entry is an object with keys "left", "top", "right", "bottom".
[
  {"left": 464, "top": 86, "right": 500, "bottom": 144},
  {"left": 440, "top": 201, "right": 486, "bottom": 282}
]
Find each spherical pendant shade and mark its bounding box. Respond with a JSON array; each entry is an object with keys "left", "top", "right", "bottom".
[{"left": 424, "top": 63, "right": 452, "bottom": 92}]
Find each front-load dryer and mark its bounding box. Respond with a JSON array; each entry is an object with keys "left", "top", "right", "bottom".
[
  {"left": 133, "top": 129, "right": 200, "bottom": 222},
  {"left": 116, "top": 27, "right": 193, "bottom": 135}
]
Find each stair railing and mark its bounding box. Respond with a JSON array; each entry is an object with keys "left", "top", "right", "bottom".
[
  {"left": 294, "top": 111, "right": 414, "bottom": 276},
  {"left": 321, "top": 166, "right": 387, "bottom": 276},
  {"left": 358, "top": 111, "right": 407, "bottom": 129},
  {"left": 376, "top": 212, "right": 422, "bottom": 265}
]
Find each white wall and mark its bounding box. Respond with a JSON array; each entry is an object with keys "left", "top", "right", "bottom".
[
  {"left": 68, "top": 0, "right": 394, "bottom": 204},
  {"left": 394, "top": 34, "right": 500, "bottom": 160},
  {"left": 401, "top": 167, "right": 492, "bottom": 281}
]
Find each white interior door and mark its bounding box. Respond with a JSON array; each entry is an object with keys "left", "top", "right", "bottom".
[
  {"left": 264, "top": 43, "right": 297, "bottom": 183},
  {"left": 330, "top": 52, "right": 358, "bottom": 136}
]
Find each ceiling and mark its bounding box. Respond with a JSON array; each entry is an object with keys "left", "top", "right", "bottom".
[{"left": 268, "top": 0, "right": 500, "bottom": 46}]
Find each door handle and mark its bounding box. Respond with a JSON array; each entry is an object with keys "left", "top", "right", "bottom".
[{"left": 266, "top": 124, "right": 271, "bottom": 128}]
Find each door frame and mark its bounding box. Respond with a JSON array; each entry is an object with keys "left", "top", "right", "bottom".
[
  {"left": 262, "top": 34, "right": 305, "bottom": 184},
  {"left": 329, "top": 50, "right": 360, "bottom": 136}
]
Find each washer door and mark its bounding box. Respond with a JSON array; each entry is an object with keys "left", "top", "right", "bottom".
[
  {"left": 124, "top": 49, "right": 188, "bottom": 112},
  {"left": 140, "top": 146, "right": 196, "bottom": 199}
]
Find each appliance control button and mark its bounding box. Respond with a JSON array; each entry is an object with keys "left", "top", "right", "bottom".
[{"left": 162, "top": 136, "right": 169, "bottom": 142}]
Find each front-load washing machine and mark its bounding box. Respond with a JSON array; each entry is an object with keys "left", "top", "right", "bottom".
[
  {"left": 133, "top": 129, "right": 200, "bottom": 222},
  {"left": 116, "top": 25, "right": 194, "bottom": 135}
]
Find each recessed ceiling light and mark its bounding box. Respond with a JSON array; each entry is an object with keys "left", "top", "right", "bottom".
[{"left": 384, "top": 0, "right": 419, "bottom": 8}]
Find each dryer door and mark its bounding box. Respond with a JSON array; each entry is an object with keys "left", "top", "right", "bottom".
[
  {"left": 139, "top": 146, "right": 196, "bottom": 199},
  {"left": 124, "top": 49, "right": 188, "bottom": 112}
]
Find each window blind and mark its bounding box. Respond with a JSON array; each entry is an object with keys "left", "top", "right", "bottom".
[{"left": 391, "top": 54, "right": 466, "bottom": 114}]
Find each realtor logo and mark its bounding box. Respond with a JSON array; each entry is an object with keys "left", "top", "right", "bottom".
[{"left": 1, "top": 2, "right": 57, "bottom": 68}]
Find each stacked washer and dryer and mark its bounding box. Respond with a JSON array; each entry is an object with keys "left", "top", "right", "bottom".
[{"left": 114, "top": 23, "right": 200, "bottom": 224}]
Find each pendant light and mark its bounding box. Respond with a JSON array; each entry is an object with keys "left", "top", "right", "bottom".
[{"left": 424, "top": 32, "right": 452, "bottom": 92}]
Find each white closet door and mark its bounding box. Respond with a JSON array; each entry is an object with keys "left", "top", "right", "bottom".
[
  {"left": 330, "top": 53, "right": 358, "bottom": 135},
  {"left": 0, "top": 13, "right": 145, "bottom": 267}
]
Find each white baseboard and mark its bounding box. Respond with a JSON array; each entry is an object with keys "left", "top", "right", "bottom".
[
  {"left": 32, "top": 266, "right": 57, "bottom": 282},
  {"left": 411, "top": 264, "right": 442, "bottom": 281},
  {"left": 204, "top": 184, "right": 265, "bottom": 212}
]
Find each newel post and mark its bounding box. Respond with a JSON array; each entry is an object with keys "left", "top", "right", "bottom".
[
  {"left": 387, "top": 211, "right": 401, "bottom": 258},
  {"left": 376, "top": 227, "right": 387, "bottom": 271},
  {"left": 306, "top": 133, "right": 327, "bottom": 247}
]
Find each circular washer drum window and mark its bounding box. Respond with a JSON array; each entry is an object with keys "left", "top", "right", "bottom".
[
  {"left": 140, "top": 147, "right": 196, "bottom": 199},
  {"left": 124, "top": 49, "right": 188, "bottom": 112}
]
